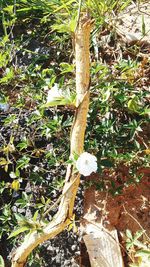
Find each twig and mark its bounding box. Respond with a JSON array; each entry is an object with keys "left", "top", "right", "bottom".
[
  {"left": 75, "top": 0, "right": 83, "bottom": 33},
  {"left": 137, "top": 0, "right": 150, "bottom": 17}
]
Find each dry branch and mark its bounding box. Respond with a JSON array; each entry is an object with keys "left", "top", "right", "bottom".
[{"left": 11, "top": 15, "right": 92, "bottom": 267}]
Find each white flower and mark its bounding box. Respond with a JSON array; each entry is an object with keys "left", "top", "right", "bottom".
[
  {"left": 76, "top": 152, "right": 97, "bottom": 176},
  {"left": 47, "top": 84, "right": 63, "bottom": 103}
]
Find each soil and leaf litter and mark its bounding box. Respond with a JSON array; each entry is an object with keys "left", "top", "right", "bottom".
[{"left": 0, "top": 1, "right": 150, "bottom": 267}]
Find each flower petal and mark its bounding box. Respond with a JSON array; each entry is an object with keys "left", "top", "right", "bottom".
[
  {"left": 76, "top": 152, "right": 97, "bottom": 176},
  {"left": 47, "top": 84, "right": 63, "bottom": 103}
]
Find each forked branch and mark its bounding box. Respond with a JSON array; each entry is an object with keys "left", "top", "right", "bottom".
[{"left": 11, "top": 15, "right": 92, "bottom": 267}]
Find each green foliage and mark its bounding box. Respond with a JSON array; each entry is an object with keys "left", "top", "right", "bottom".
[
  {"left": 126, "top": 229, "right": 150, "bottom": 267},
  {"left": 0, "top": 203, "right": 17, "bottom": 239},
  {"left": 126, "top": 229, "right": 145, "bottom": 250},
  {"left": 8, "top": 212, "right": 44, "bottom": 239}
]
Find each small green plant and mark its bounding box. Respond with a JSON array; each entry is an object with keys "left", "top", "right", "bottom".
[
  {"left": 126, "top": 229, "right": 150, "bottom": 267},
  {"left": 8, "top": 212, "right": 44, "bottom": 240}
]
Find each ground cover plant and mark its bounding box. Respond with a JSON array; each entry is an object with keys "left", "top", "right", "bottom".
[{"left": 0, "top": 0, "right": 150, "bottom": 266}]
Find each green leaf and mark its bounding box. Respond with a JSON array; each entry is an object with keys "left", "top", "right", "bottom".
[
  {"left": 0, "top": 158, "right": 8, "bottom": 166},
  {"left": 41, "top": 196, "right": 45, "bottom": 205},
  {"left": 14, "top": 213, "right": 26, "bottom": 222},
  {"left": 134, "top": 230, "right": 144, "bottom": 240},
  {"left": 3, "top": 114, "right": 17, "bottom": 125},
  {"left": 8, "top": 226, "right": 29, "bottom": 239},
  {"left": 0, "top": 68, "right": 14, "bottom": 84},
  {"left": 60, "top": 62, "right": 74, "bottom": 74},
  {"left": 15, "top": 199, "right": 26, "bottom": 207},
  {"left": 43, "top": 97, "right": 65, "bottom": 107},
  {"left": 126, "top": 229, "right": 133, "bottom": 240},
  {"left": 127, "top": 96, "right": 139, "bottom": 113},
  {"left": 42, "top": 96, "right": 75, "bottom": 108},
  {"left": 0, "top": 255, "right": 5, "bottom": 267},
  {"left": 36, "top": 203, "right": 44, "bottom": 209},
  {"left": 52, "top": 23, "right": 71, "bottom": 34},
  {"left": 15, "top": 169, "right": 20, "bottom": 177},
  {"left": 140, "top": 108, "right": 150, "bottom": 116},
  {"left": 136, "top": 250, "right": 150, "bottom": 257},
  {"left": 102, "top": 89, "right": 111, "bottom": 102},
  {"left": 16, "top": 139, "right": 29, "bottom": 151},
  {"left": 16, "top": 156, "right": 30, "bottom": 170},
  {"left": 120, "top": 0, "right": 132, "bottom": 11},
  {"left": 66, "top": 159, "right": 73, "bottom": 164},
  {"left": 3, "top": 5, "right": 14, "bottom": 14},
  {"left": 126, "top": 242, "right": 133, "bottom": 250},
  {"left": 53, "top": 0, "right": 76, "bottom": 13},
  {"left": 33, "top": 211, "right": 39, "bottom": 222},
  {"left": 16, "top": 7, "right": 39, "bottom": 13},
  {"left": 73, "top": 152, "right": 79, "bottom": 161}
]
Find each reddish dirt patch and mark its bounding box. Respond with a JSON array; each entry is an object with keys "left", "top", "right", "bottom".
[
  {"left": 105, "top": 179, "right": 150, "bottom": 234},
  {"left": 82, "top": 168, "right": 150, "bottom": 266}
]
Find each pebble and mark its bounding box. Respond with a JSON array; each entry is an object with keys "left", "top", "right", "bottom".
[{"left": 71, "top": 245, "right": 77, "bottom": 251}]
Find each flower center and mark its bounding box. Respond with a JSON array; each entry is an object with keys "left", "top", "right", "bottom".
[{"left": 84, "top": 159, "right": 89, "bottom": 165}]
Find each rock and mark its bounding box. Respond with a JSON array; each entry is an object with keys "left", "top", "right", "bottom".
[{"left": 71, "top": 245, "right": 77, "bottom": 251}]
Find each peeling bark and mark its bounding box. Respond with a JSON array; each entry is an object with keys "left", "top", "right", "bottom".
[{"left": 11, "top": 15, "right": 92, "bottom": 267}]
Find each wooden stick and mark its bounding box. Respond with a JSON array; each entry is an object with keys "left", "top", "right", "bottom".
[{"left": 11, "top": 14, "right": 92, "bottom": 267}]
